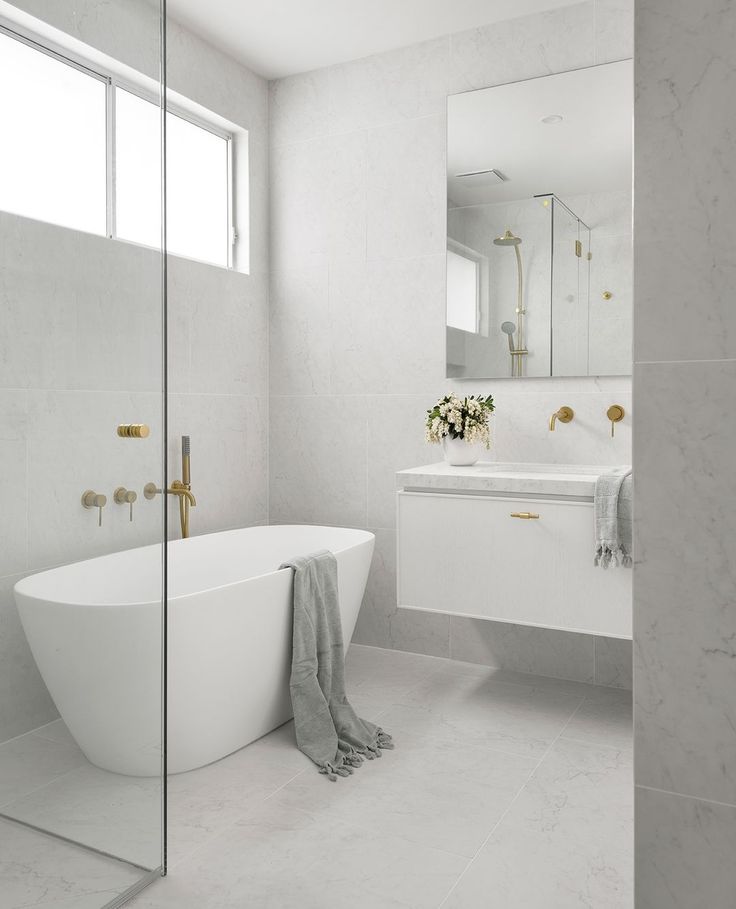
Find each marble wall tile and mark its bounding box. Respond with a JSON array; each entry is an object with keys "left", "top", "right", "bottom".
[
  {"left": 328, "top": 256, "right": 447, "bottom": 396},
  {"left": 0, "top": 214, "right": 84, "bottom": 391},
  {"left": 270, "top": 131, "right": 368, "bottom": 270},
  {"left": 448, "top": 3, "right": 596, "bottom": 94},
  {"left": 270, "top": 260, "right": 331, "bottom": 397},
  {"left": 171, "top": 260, "right": 268, "bottom": 399},
  {"left": 634, "top": 361, "right": 736, "bottom": 805},
  {"left": 636, "top": 787, "right": 736, "bottom": 909},
  {"left": 594, "top": 636, "right": 632, "bottom": 689},
  {"left": 352, "top": 529, "right": 396, "bottom": 650},
  {"left": 11, "top": 0, "right": 161, "bottom": 80},
  {"left": 269, "top": 70, "right": 331, "bottom": 148},
  {"left": 24, "top": 390, "right": 165, "bottom": 569},
  {"left": 329, "top": 37, "right": 450, "bottom": 135},
  {"left": 488, "top": 389, "right": 632, "bottom": 465},
  {"left": 2, "top": 2, "right": 271, "bottom": 745},
  {"left": 365, "top": 396, "right": 436, "bottom": 529},
  {"left": 594, "top": 0, "right": 634, "bottom": 64},
  {"left": 0, "top": 573, "right": 57, "bottom": 743},
  {"left": 449, "top": 616, "right": 596, "bottom": 683},
  {"left": 269, "top": 7, "right": 634, "bottom": 671},
  {"left": 269, "top": 396, "right": 367, "bottom": 528},
  {"left": 366, "top": 116, "right": 447, "bottom": 261},
  {"left": 634, "top": 0, "right": 736, "bottom": 363}
]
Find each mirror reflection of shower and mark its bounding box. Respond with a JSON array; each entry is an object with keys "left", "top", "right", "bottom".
[{"left": 493, "top": 229, "right": 527, "bottom": 376}]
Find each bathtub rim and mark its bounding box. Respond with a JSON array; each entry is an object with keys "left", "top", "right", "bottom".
[{"left": 14, "top": 524, "right": 376, "bottom": 609}]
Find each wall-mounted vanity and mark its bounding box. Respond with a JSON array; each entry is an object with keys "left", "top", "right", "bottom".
[{"left": 396, "top": 463, "right": 632, "bottom": 640}]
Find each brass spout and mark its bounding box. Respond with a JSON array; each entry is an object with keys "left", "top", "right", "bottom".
[
  {"left": 168, "top": 482, "right": 196, "bottom": 507},
  {"left": 549, "top": 406, "right": 574, "bottom": 431}
]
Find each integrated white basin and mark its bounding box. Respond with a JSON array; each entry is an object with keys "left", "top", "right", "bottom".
[{"left": 397, "top": 461, "right": 631, "bottom": 498}]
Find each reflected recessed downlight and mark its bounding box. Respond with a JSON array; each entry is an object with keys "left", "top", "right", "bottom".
[{"left": 541, "top": 114, "right": 563, "bottom": 124}]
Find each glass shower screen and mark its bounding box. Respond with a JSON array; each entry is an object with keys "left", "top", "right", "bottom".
[{"left": 0, "top": 1, "right": 167, "bottom": 906}]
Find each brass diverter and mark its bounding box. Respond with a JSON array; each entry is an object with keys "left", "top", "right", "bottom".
[
  {"left": 549, "top": 406, "right": 574, "bottom": 432},
  {"left": 117, "top": 424, "right": 150, "bottom": 439},
  {"left": 114, "top": 487, "right": 138, "bottom": 521},
  {"left": 81, "top": 490, "right": 107, "bottom": 527},
  {"left": 607, "top": 404, "right": 625, "bottom": 438}
]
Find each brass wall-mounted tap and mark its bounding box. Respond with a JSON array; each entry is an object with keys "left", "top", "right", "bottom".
[
  {"left": 549, "top": 406, "right": 574, "bottom": 431},
  {"left": 142, "top": 436, "right": 196, "bottom": 538}
]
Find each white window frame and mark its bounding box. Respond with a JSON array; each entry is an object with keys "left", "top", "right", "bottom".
[{"left": 0, "top": 17, "right": 236, "bottom": 269}]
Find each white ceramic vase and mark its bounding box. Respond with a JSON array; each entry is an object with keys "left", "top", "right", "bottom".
[{"left": 441, "top": 435, "right": 482, "bottom": 466}]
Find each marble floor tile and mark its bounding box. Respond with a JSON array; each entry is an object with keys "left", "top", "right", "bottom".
[
  {"left": 2, "top": 765, "right": 162, "bottom": 870},
  {"left": 0, "top": 731, "right": 87, "bottom": 807},
  {"left": 381, "top": 671, "right": 584, "bottom": 760},
  {"left": 442, "top": 827, "right": 632, "bottom": 909},
  {"left": 130, "top": 801, "right": 466, "bottom": 909},
  {"left": 0, "top": 818, "right": 142, "bottom": 909},
  {"left": 1, "top": 648, "right": 633, "bottom": 908},
  {"left": 268, "top": 731, "right": 538, "bottom": 858},
  {"left": 562, "top": 686, "right": 633, "bottom": 753},
  {"left": 499, "top": 737, "right": 633, "bottom": 851}
]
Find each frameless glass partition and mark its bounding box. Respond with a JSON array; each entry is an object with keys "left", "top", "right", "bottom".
[{"left": 0, "top": 1, "right": 166, "bottom": 906}]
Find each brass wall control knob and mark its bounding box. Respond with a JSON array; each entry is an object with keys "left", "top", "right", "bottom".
[
  {"left": 81, "top": 490, "right": 107, "bottom": 527},
  {"left": 607, "top": 404, "right": 625, "bottom": 437},
  {"left": 117, "top": 424, "right": 150, "bottom": 439},
  {"left": 114, "top": 487, "right": 138, "bottom": 521}
]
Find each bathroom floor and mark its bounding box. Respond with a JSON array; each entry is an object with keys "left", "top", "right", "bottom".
[{"left": 0, "top": 645, "right": 632, "bottom": 908}]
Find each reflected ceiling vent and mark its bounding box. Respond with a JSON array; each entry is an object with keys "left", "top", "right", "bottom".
[{"left": 454, "top": 168, "right": 507, "bottom": 185}]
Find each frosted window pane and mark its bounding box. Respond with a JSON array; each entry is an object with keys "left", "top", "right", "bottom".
[
  {"left": 0, "top": 31, "right": 106, "bottom": 235},
  {"left": 447, "top": 250, "right": 479, "bottom": 333},
  {"left": 166, "top": 113, "right": 228, "bottom": 267},
  {"left": 115, "top": 87, "right": 162, "bottom": 250},
  {"left": 115, "top": 89, "right": 228, "bottom": 266}
]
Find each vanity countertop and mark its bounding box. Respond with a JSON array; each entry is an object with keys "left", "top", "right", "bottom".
[{"left": 397, "top": 461, "right": 631, "bottom": 499}]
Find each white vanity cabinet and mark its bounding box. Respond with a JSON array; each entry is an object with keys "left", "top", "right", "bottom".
[{"left": 397, "top": 463, "right": 632, "bottom": 639}]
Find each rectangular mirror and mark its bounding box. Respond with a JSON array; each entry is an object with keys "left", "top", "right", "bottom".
[{"left": 446, "top": 60, "right": 633, "bottom": 379}]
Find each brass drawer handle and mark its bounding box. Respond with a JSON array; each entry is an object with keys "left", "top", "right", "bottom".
[{"left": 510, "top": 512, "right": 540, "bottom": 520}]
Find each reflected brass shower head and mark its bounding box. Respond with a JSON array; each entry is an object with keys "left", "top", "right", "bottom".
[{"left": 493, "top": 229, "right": 522, "bottom": 246}]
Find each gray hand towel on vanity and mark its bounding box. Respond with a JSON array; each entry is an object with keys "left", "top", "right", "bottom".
[
  {"left": 594, "top": 468, "right": 633, "bottom": 568},
  {"left": 280, "top": 550, "right": 393, "bottom": 780}
]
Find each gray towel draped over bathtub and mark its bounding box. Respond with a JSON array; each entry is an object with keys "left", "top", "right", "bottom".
[
  {"left": 279, "top": 549, "right": 393, "bottom": 780},
  {"left": 594, "top": 468, "right": 633, "bottom": 569}
]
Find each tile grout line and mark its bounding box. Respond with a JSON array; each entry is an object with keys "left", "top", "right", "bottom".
[
  {"left": 436, "top": 694, "right": 587, "bottom": 908},
  {"left": 165, "top": 760, "right": 312, "bottom": 872},
  {"left": 635, "top": 783, "right": 736, "bottom": 812}
]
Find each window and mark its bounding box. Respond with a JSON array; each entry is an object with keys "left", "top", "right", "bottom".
[
  {"left": 0, "top": 24, "right": 234, "bottom": 268},
  {"left": 446, "top": 247, "right": 480, "bottom": 333},
  {"left": 0, "top": 29, "right": 107, "bottom": 235}
]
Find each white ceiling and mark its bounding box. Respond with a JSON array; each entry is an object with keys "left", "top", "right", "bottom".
[
  {"left": 166, "top": 0, "right": 581, "bottom": 80},
  {"left": 447, "top": 60, "right": 633, "bottom": 207}
]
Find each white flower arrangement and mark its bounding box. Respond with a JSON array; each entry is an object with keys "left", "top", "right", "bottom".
[{"left": 425, "top": 392, "right": 495, "bottom": 448}]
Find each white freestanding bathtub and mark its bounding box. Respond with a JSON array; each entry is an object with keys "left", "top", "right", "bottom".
[{"left": 14, "top": 525, "right": 374, "bottom": 776}]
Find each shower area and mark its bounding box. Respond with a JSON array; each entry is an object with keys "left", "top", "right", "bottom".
[
  {"left": 446, "top": 192, "right": 592, "bottom": 378},
  {"left": 0, "top": 1, "right": 167, "bottom": 906}
]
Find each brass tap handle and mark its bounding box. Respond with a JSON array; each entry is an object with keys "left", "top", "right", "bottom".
[
  {"left": 510, "top": 512, "right": 540, "bottom": 520},
  {"left": 81, "top": 490, "right": 107, "bottom": 527},
  {"left": 144, "top": 482, "right": 161, "bottom": 500},
  {"left": 607, "top": 404, "right": 625, "bottom": 438},
  {"left": 114, "top": 487, "right": 138, "bottom": 521}
]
